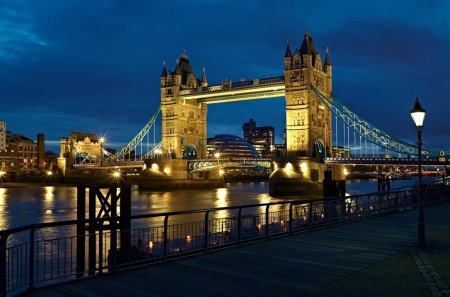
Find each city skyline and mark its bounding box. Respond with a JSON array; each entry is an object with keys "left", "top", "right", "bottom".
[{"left": 1, "top": 1, "right": 450, "bottom": 153}]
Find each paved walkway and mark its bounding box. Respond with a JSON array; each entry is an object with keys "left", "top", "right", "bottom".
[{"left": 24, "top": 202, "right": 450, "bottom": 297}]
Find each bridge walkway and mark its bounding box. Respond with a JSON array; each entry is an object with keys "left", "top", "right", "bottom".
[{"left": 24, "top": 203, "right": 450, "bottom": 297}]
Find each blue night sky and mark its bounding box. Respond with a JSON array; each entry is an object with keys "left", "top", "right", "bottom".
[{"left": 1, "top": 0, "right": 449, "bottom": 153}]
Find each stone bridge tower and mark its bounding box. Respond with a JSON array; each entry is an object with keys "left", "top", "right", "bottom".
[
  {"left": 284, "top": 32, "right": 333, "bottom": 159},
  {"left": 160, "top": 53, "right": 208, "bottom": 159}
]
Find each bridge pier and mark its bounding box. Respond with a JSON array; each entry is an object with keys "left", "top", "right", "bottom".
[
  {"left": 269, "top": 158, "right": 345, "bottom": 196},
  {"left": 138, "top": 159, "right": 224, "bottom": 190}
]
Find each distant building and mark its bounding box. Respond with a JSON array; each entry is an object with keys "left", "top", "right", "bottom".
[
  {"left": 59, "top": 132, "right": 103, "bottom": 160},
  {"left": 207, "top": 134, "right": 260, "bottom": 159},
  {"left": 332, "top": 146, "right": 351, "bottom": 158},
  {"left": 0, "top": 133, "right": 38, "bottom": 176},
  {"left": 242, "top": 119, "right": 274, "bottom": 158},
  {"left": 0, "top": 121, "right": 6, "bottom": 151}
]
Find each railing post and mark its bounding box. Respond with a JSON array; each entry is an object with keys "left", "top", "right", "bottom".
[
  {"left": 28, "top": 227, "right": 35, "bottom": 290},
  {"left": 289, "top": 204, "right": 293, "bottom": 234},
  {"left": 0, "top": 232, "right": 8, "bottom": 297},
  {"left": 98, "top": 223, "right": 103, "bottom": 274},
  {"left": 163, "top": 215, "right": 169, "bottom": 260},
  {"left": 76, "top": 184, "right": 86, "bottom": 278},
  {"left": 238, "top": 208, "right": 242, "bottom": 244},
  {"left": 88, "top": 185, "right": 97, "bottom": 275},
  {"left": 308, "top": 201, "right": 313, "bottom": 225},
  {"left": 119, "top": 183, "right": 131, "bottom": 264},
  {"left": 265, "top": 205, "right": 270, "bottom": 238},
  {"left": 404, "top": 191, "right": 407, "bottom": 211},
  {"left": 204, "top": 211, "right": 209, "bottom": 252}
]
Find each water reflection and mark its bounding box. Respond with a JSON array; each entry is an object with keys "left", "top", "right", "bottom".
[
  {"left": 0, "top": 188, "right": 8, "bottom": 230},
  {"left": 1, "top": 179, "right": 422, "bottom": 231},
  {"left": 214, "top": 187, "right": 230, "bottom": 219},
  {"left": 43, "top": 186, "right": 55, "bottom": 222}
]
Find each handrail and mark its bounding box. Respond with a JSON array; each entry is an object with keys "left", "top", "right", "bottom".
[{"left": 1, "top": 184, "right": 449, "bottom": 296}]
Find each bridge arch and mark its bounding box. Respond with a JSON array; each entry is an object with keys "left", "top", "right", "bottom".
[
  {"left": 182, "top": 145, "right": 198, "bottom": 160},
  {"left": 313, "top": 139, "right": 326, "bottom": 159}
]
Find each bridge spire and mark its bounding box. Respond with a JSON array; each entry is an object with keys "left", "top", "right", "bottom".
[
  {"left": 284, "top": 40, "right": 292, "bottom": 58},
  {"left": 160, "top": 60, "right": 167, "bottom": 77},
  {"left": 201, "top": 67, "right": 208, "bottom": 87},
  {"left": 324, "top": 47, "right": 331, "bottom": 66}
]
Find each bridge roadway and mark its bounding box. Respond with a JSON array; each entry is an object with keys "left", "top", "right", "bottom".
[
  {"left": 26, "top": 202, "right": 450, "bottom": 296},
  {"left": 324, "top": 156, "right": 450, "bottom": 166}
]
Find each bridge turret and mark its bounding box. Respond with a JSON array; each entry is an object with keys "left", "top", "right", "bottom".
[
  {"left": 201, "top": 67, "right": 208, "bottom": 88},
  {"left": 174, "top": 58, "right": 182, "bottom": 86},
  {"left": 160, "top": 61, "right": 167, "bottom": 87},
  {"left": 300, "top": 32, "right": 315, "bottom": 68},
  {"left": 324, "top": 47, "right": 332, "bottom": 91},
  {"left": 284, "top": 31, "right": 333, "bottom": 160},
  {"left": 284, "top": 41, "right": 292, "bottom": 70}
]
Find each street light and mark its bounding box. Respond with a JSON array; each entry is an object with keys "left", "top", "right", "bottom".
[
  {"left": 99, "top": 137, "right": 105, "bottom": 166},
  {"left": 410, "top": 97, "right": 426, "bottom": 249}
]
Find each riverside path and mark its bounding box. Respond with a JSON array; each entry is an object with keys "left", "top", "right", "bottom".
[{"left": 23, "top": 201, "right": 450, "bottom": 297}]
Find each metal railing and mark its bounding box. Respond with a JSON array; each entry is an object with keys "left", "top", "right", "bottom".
[{"left": 1, "top": 185, "right": 449, "bottom": 296}]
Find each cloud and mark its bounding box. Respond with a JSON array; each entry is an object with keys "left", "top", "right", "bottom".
[{"left": 0, "top": 6, "right": 49, "bottom": 63}]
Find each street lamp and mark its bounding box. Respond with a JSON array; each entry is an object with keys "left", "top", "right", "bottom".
[
  {"left": 410, "top": 97, "right": 426, "bottom": 249},
  {"left": 99, "top": 137, "right": 105, "bottom": 166}
]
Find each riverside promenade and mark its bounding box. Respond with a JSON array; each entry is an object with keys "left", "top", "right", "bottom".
[{"left": 23, "top": 201, "right": 450, "bottom": 297}]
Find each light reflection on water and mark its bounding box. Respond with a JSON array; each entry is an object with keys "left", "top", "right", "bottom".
[{"left": 0, "top": 179, "right": 424, "bottom": 231}]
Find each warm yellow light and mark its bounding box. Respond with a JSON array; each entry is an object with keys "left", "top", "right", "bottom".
[
  {"left": 219, "top": 168, "right": 225, "bottom": 176},
  {"left": 163, "top": 167, "right": 171, "bottom": 175},
  {"left": 112, "top": 171, "right": 121, "bottom": 178},
  {"left": 151, "top": 163, "right": 159, "bottom": 171},
  {"left": 149, "top": 241, "right": 154, "bottom": 249},
  {"left": 300, "top": 162, "right": 308, "bottom": 174},
  {"left": 344, "top": 168, "right": 349, "bottom": 176},
  {"left": 46, "top": 171, "right": 53, "bottom": 176},
  {"left": 285, "top": 162, "right": 293, "bottom": 171},
  {"left": 99, "top": 137, "right": 105, "bottom": 144},
  {"left": 186, "top": 235, "right": 191, "bottom": 240},
  {"left": 0, "top": 170, "right": 5, "bottom": 177},
  {"left": 214, "top": 152, "right": 221, "bottom": 159}
]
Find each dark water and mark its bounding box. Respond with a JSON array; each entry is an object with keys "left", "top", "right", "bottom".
[{"left": 0, "top": 178, "right": 425, "bottom": 231}]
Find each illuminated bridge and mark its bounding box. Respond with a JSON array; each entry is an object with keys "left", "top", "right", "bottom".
[{"left": 64, "top": 32, "right": 449, "bottom": 180}]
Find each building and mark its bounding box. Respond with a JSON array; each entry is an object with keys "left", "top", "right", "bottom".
[
  {"left": 59, "top": 132, "right": 103, "bottom": 160},
  {"left": 0, "top": 121, "right": 6, "bottom": 151},
  {"left": 242, "top": 119, "right": 274, "bottom": 158},
  {"left": 284, "top": 32, "right": 332, "bottom": 158},
  {"left": 207, "top": 134, "right": 260, "bottom": 159},
  {"left": 332, "top": 146, "right": 351, "bottom": 158},
  {"left": 0, "top": 133, "right": 38, "bottom": 176}
]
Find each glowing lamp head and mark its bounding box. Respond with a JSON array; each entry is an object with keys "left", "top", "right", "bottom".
[
  {"left": 99, "top": 137, "right": 105, "bottom": 144},
  {"left": 219, "top": 168, "right": 225, "bottom": 176},
  {"left": 46, "top": 171, "right": 53, "bottom": 176},
  {"left": 0, "top": 170, "right": 5, "bottom": 177},
  {"left": 410, "top": 97, "right": 426, "bottom": 128},
  {"left": 214, "top": 152, "right": 221, "bottom": 159},
  {"left": 112, "top": 171, "right": 121, "bottom": 178}
]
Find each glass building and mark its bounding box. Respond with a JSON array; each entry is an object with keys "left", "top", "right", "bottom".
[{"left": 207, "top": 134, "right": 260, "bottom": 159}]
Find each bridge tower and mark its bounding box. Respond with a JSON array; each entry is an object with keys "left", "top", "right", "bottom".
[
  {"left": 160, "top": 53, "right": 208, "bottom": 159},
  {"left": 284, "top": 32, "right": 333, "bottom": 160}
]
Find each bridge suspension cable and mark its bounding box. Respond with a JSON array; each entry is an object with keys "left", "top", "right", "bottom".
[
  {"left": 311, "top": 85, "right": 432, "bottom": 157},
  {"left": 112, "top": 106, "right": 161, "bottom": 160}
]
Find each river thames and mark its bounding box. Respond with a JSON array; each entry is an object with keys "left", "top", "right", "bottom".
[{"left": 0, "top": 178, "right": 424, "bottom": 231}]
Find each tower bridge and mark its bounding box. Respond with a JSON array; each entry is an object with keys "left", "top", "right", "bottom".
[{"left": 58, "top": 32, "right": 449, "bottom": 193}]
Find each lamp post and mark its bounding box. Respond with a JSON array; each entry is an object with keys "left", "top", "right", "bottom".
[
  {"left": 99, "top": 137, "right": 105, "bottom": 166},
  {"left": 410, "top": 97, "right": 426, "bottom": 249}
]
